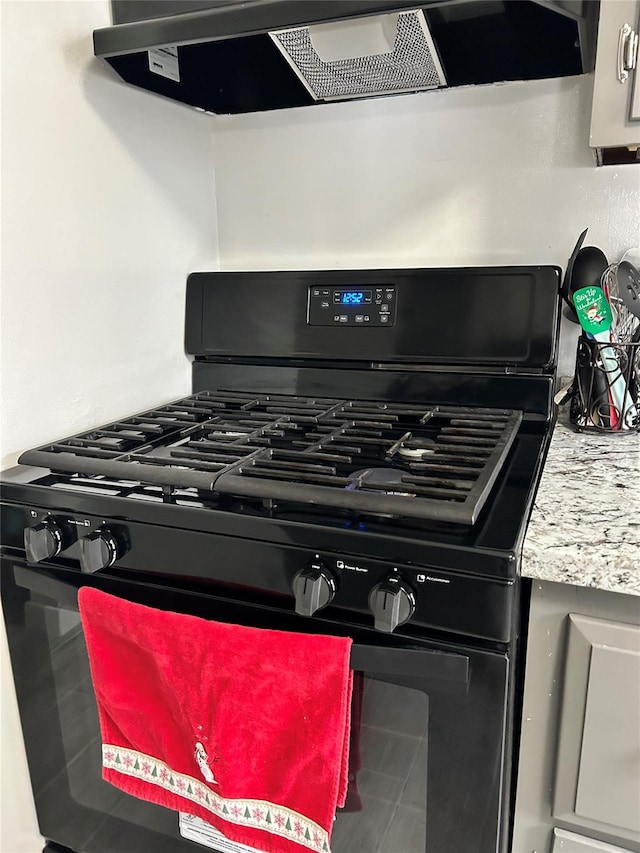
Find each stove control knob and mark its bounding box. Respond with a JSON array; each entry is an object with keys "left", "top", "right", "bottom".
[
  {"left": 79, "top": 529, "right": 120, "bottom": 574},
  {"left": 24, "top": 517, "right": 65, "bottom": 563},
  {"left": 292, "top": 562, "right": 336, "bottom": 617},
  {"left": 369, "top": 577, "right": 416, "bottom": 633}
]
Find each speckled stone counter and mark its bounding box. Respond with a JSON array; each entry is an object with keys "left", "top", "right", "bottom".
[{"left": 522, "top": 412, "right": 640, "bottom": 596}]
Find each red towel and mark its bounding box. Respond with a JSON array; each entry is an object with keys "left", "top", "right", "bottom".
[{"left": 78, "top": 588, "right": 353, "bottom": 853}]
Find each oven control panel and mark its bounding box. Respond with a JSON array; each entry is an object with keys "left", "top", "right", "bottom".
[
  {"left": 1, "top": 504, "right": 511, "bottom": 642},
  {"left": 307, "top": 285, "right": 397, "bottom": 326}
]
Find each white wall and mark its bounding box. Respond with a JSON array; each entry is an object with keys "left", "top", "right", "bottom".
[
  {"left": 0, "top": 2, "right": 217, "bottom": 851},
  {"left": 211, "top": 74, "right": 640, "bottom": 373}
]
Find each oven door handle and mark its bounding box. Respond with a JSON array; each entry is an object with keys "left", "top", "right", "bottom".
[
  {"left": 13, "top": 565, "right": 469, "bottom": 685},
  {"left": 13, "top": 563, "right": 83, "bottom": 606},
  {"left": 350, "top": 644, "right": 469, "bottom": 683}
]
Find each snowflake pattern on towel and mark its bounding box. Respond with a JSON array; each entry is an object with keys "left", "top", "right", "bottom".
[{"left": 102, "top": 744, "right": 331, "bottom": 853}]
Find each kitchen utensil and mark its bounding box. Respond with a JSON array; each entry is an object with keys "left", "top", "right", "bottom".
[
  {"left": 591, "top": 361, "right": 616, "bottom": 429},
  {"left": 561, "top": 229, "right": 588, "bottom": 322},
  {"left": 617, "top": 260, "right": 640, "bottom": 320},
  {"left": 568, "top": 247, "right": 609, "bottom": 305},
  {"left": 563, "top": 243, "right": 609, "bottom": 325},
  {"left": 605, "top": 256, "right": 639, "bottom": 343},
  {"left": 566, "top": 251, "right": 614, "bottom": 419},
  {"left": 629, "top": 325, "right": 640, "bottom": 409},
  {"left": 621, "top": 247, "right": 640, "bottom": 268},
  {"left": 554, "top": 379, "right": 575, "bottom": 405},
  {"left": 606, "top": 264, "right": 634, "bottom": 342},
  {"left": 568, "top": 351, "right": 613, "bottom": 428},
  {"left": 574, "top": 286, "right": 613, "bottom": 336},
  {"left": 554, "top": 371, "right": 614, "bottom": 428}
]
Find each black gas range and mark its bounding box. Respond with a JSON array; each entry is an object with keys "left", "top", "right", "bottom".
[{"left": 1, "top": 266, "right": 560, "bottom": 853}]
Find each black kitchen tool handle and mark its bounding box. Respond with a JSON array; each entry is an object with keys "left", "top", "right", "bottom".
[{"left": 561, "top": 227, "right": 588, "bottom": 305}]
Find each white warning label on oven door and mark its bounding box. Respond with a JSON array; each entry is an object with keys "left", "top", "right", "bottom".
[
  {"left": 148, "top": 46, "right": 180, "bottom": 82},
  {"left": 179, "top": 814, "right": 265, "bottom": 853}
]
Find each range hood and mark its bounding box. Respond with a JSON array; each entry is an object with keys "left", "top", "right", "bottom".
[{"left": 94, "top": 0, "right": 598, "bottom": 115}]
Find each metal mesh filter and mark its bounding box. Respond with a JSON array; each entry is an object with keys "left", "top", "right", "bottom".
[{"left": 270, "top": 10, "right": 446, "bottom": 101}]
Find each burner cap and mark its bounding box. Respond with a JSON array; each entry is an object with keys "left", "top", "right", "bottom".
[{"left": 397, "top": 437, "right": 436, "bottom": 460}]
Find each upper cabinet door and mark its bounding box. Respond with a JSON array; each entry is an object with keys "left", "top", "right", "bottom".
[
  {"left": 590, "top": 0, "right": 640, "bottom": 156},
  {"left": 631, "top": 21, "right": 640, "bottom": 121}
]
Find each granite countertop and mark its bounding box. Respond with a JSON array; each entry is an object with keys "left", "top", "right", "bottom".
[{"left": 522, "top": 411, "right": 640, "bottom": 596}]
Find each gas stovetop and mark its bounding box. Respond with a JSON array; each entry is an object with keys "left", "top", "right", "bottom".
[
  {"left": 2, "top": 387, "right": 548, "bottom": 576},
  {"left": 19, "top": 390, "right": 523, "bottom": 526}
]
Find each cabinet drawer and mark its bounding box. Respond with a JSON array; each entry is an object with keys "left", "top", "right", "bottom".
[{"left": 552, "top": 828, "right": 633, "bottom": 853}]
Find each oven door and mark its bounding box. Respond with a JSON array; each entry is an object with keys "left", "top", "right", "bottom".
[{"left": 1, "top": 558, "right": 511, "bottom": 853}]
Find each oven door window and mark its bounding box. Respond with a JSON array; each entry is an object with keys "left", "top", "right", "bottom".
[
  {"left": 333, "top": 675, "right": 430, "bottom": 852},
  {"left": 1, "top": 561, "right": 508, "bottom": 853}
]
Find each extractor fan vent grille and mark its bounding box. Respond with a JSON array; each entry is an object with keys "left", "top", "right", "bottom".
[{"left": 269, "top": 10, "right": 447, "bottom": 102}]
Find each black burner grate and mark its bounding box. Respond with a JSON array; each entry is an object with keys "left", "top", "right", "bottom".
[{"left": 19, "top": 391, "right": 522, "bottom": 524}]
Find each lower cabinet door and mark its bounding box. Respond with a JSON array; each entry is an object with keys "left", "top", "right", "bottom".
[
  {"left": 552, "top": 828, "right": 634, "bottom": 853},
  {"left": 553, "top": 614, "right": 640, "bottom": 847}
]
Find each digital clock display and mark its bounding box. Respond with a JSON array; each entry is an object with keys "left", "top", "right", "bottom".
[{"left": 341, "top": 291, "right": 365, "bottom": 304}]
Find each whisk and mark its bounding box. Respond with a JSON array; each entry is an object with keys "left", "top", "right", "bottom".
[{"left": 602, "top": 263, "right": 640, "bottom": 343}]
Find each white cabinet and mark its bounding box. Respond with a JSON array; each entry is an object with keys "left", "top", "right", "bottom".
[{"left": 590, "top": 0, "right": 640, "bottom": 164}]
